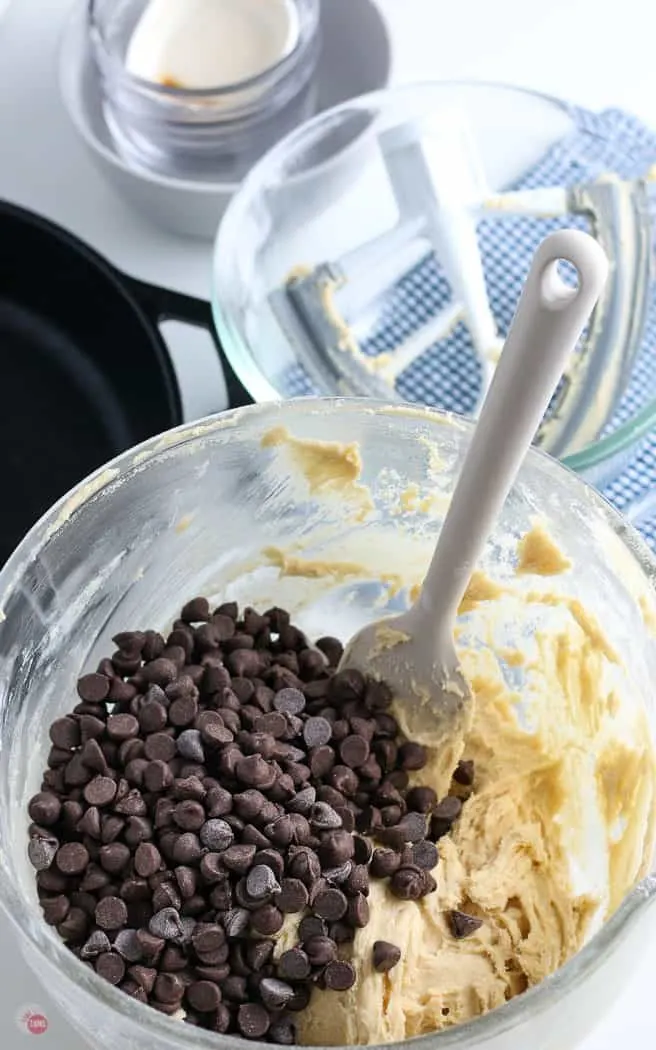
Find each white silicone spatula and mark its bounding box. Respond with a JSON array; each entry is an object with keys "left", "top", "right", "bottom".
[{"left": 340, "top": 230, "right": 608, "bottom": 779}]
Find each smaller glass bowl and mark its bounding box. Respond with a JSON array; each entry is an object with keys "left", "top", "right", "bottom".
[
  {"left": 212, "top": 82, "right": 656, "bottom": 487},
  {"left": 88, "top": 0, "right": 321, "bottom": 182}
]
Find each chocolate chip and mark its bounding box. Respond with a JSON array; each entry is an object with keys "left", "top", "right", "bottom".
[
  {"left": 390, "top": 866, "right": 427, "bottom": 901},
  {"left": 310, "top": 802, "right": 342, "bottom": 831},
  {"left": 339, "top": 733, "right": 370, "bottom": 769},
  {"left": 223, "top": 908, "right": 250, "bottom": 938},
  {"left": 173, "top": 800, "right": 205, "bottom": 832},
  {"left": 301, "top": 716, "right": 331, "bottom": 748},
  {"left": 154, "top": 971, "right": 185, "bottom": 1003},
  {"left": 312, "top": 887, "right": 347, "bottom": 921},
  {"left": 57, "top": 906, "right": 89, "bottom": 942},
  {"left": 250, "top": 904, "right": 284, "bottom": 935},
  {"left": 191, "top": 923, "right": 226, "bottom": 962},
  {"left": 246, "top": 864, "right": 280, "bottom": 902},
  {"left": 373, "top": 940, "right": 401, "bottom": 972},
  {"left": 346, "top": 892, "right": 369, "bottom": 928},
  {"left": 397, "top": 812, "right": 427, "bottom": 843},
  {"left": 152, "top": 882, "right": 182, "bottom": 912},
  {"left": 430, "top": 796, "right": 463, "bottom": 839},
  {"left": 350, "top": 836, "right": 371, "bottom": 866},
  {"left": 330, "top": 669, "right": 366, "bottom": 702},
  {"left": 370, "top": 848, "right": 401, "bottom": 878},
  {"left": 278, "top": 947, "right": 311, "bottom": 981},
  {"left": 78, "top": 714, "right": 106, "bottom": 742},
  {"left": 128, "top": 965, "right": 157, "bottom": 993},
  {"left": 376, "top": 823, "right": 408, "bottom": 850},
  {"left": 132, "top": 929, "right": 163, "bottom": 963},
  {"left": 149, "top": 907, "right": 184, "bottom": 941},
  {"left": 55, "top": 842, "right": 89, "bottom": 875},
  {"left": 312, "top": 636, "right": 340, "bottom": 667},
  {"left": 406, "top": 786, "right": 438, "bottom": 813},
  {"left": 28, "top": 792, "right": 62, "bottom": 828},
  {"left": 434, "top": 796, "right": 462, "bottom": 821},
  {"left": 185, "top": 979, "right": 221, "bottom": 1012},
  {"left": 41, "top": 894, "right": 70, "bottom": 925},
  {"left": 199, "top": 819, "right": 234, "bottom": 852},
  {"left": 398, "top": 741, "right": 427, "bottom": 771},
  {"left": 259, "top": 978, "right": 295, "bottom": 1011},
  {"left": 114, "top": 928, "right": 143, "bottom": 962},
  {"left": 172, "top": 832, "right": 202, "bottom": 864},
  {"left": 238, "top": 1003, "right": 270, "bottom": 1039},
  {"left": 143, "top": 760, "right": 174, "bottom": 793},
  {"left": 95, "top": 896, "right": 128, "bottom": 930},
  {"left": 77, "top": 673, "right": 111, "bottom": 703},
  {"left": 81, "top": 930, "right": 111, "bottom": 959},
  {"left": 106, "top": 713, "right": 140, "bottom": 741},
  {"left": 99, "top": 842, "right": 131, "bottom": 874},
  {"left": 318, "top": 830, "right": 355, "bottom": 869},
  {"left": 253, "top": 849, "right": 285, "bottom": 881},
  {"left": 449, "top": 910, "right": 483, "bottom": 939},
  {"left": 324, "top": 959, "right": 356, "bottom": 990},
  {"left": 133, "top": 841, "right": 161, "bottom": 878},
  {"left": 142, "top": 657, "right": 178, "bottom": 687},
  {"left": 451, "top": 758, "right": 474, "bottom": 787},
  {"left": 96, "top": 952, "right": 126, "bottom": 985},
  {"left": 411, "top": 840, "right": 438, "bottom": 870},
  {"left": 180, "top": 597, "right": 211, "bottom": 623},
  {"left": 328, "top": 765, "right": 359, "bottom": 797},
  {"left": 343, "top": 863, "right": 369, "bottom": 897},
  {"left": 308, "top": 745, "right": 335, "bottom": 779},
  {"left": 83, "top": 776, "right": 117, "bottom": 808},
  {"left": 217, "top": 844, "right": 255, "bottom": 876},
  {"left": 235, "top": 754, "right": 276, "bottom": 790},
  {"left": 246, "top": 940, "right": 274, "bottom": 973},
  {"left": 277, "top": 877, "right": 308, "bottom": 914},
  {"left": 287, "top": 848, "right": 321, "bottom": 886},
  {"left": 49, "top": 717, "right": 80, "bottom": 750},
  {"left": 272, "top": 688, "right": 306, "bottom": 716}
]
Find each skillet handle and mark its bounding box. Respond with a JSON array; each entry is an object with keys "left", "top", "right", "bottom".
[{"left": 126, "top": 277, "right": 254, "bottom": 411}]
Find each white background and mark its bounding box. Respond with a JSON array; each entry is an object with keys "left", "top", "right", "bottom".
[{"left": 0, "top": 0, "right": 655, "bottom": 1046}]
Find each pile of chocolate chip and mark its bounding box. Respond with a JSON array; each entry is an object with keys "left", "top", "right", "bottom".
[{"left": 27, "top": 599, "right": 477, "bottom": 1044}]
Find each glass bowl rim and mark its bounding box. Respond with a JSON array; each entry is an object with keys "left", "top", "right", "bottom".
[{"left": 1, "top": 396, "right": 655, "bottom": 1050}]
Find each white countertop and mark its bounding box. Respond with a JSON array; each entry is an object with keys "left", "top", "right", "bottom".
[{"left": 0, "top": 0, "right": 655, "bottom": 1046}]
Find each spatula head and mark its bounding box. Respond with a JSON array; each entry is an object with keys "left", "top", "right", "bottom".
[{"left": 340, "top": 612, "right": 474, "bottom": 800}]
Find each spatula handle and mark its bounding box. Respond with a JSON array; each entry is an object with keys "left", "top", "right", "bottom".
[{"left": 417, "top": 229, "right": 608, "bottom": 628}]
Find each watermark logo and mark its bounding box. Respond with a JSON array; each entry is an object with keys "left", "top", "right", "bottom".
[{"left": 16, "top": 1006, "right": 49, "bottom": 1036}]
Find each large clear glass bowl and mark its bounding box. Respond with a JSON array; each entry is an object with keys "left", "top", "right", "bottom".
[
  {"left": 212, "top": 83, "right": 656, "bottom": 487},
  {"left": 0, "top": 398, "right": 655, "bottom": 1050}
]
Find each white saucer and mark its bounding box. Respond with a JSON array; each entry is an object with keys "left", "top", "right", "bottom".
[{"left": 59, "top": 0, "right": 392, "bottom": 240}]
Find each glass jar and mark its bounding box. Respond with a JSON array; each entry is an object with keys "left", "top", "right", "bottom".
[
  {"left": 88, "top": 0, "right": 321, "bottom": 182},
  {"left": 0, "top": 399, "right": 655, "bottom": 1050}
]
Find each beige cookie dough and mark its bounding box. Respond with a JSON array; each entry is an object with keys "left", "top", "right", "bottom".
[
  {"left": 516, "top": 522, "right": 572, "bottom": 576},
  {"left": 261, "top": 426, "right": 374, "bottom": 521},
  {"left": 297, "top": 601, "right": 654, "bottom": 1045},
  {"left": 254, "top": 522, "right": 654, "bottom": 1046},
  {"left": 228, "top": 433, "right": 655, "bottom": 1046}
]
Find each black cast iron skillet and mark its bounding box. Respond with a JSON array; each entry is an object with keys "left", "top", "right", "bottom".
[{"left": 0, "top": 200, "right": 253, "bottom": 567}]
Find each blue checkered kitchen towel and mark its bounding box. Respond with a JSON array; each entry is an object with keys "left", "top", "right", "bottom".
[
  {"left": 370, "top": 106, "right": 656, "bottom": 550},
  {"left": 289, "top": 105, "right": 656, "bottom": 550}
]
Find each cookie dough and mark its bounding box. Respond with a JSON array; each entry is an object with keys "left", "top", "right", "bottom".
[
  {"left": 252, "top": 429, "right": 655, "bottom": 1044},
  {"left": 296, "top": 588, "right": 654, "bottom": 1044}
]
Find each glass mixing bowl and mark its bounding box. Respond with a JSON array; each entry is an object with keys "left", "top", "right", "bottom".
[
  {"left": 212, "top": 83, "right": 656, "bottom": 487},
  {"left": 0, "top": 398, "right": 655, "bottom": 1050}
]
